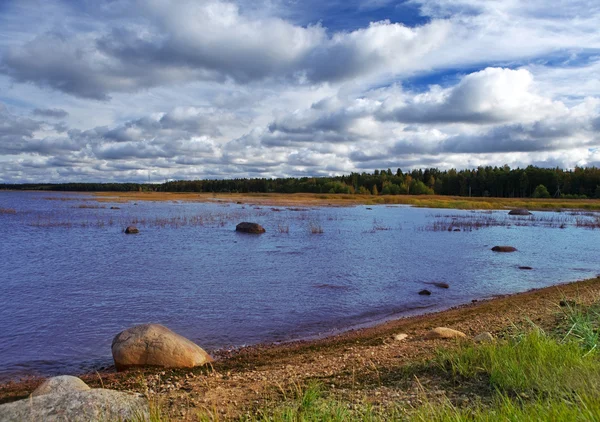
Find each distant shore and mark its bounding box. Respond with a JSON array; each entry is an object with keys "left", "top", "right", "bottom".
[
  {"left": 89, "top": 191, "right": 600, "bottom": 211},
  {"left": 2, "top": 276, "right": 600, "bottom": 418}
]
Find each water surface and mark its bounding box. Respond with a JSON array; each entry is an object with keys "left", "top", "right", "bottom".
[{"left": 1, "top": 192, "right": 599, "bottom": 380}]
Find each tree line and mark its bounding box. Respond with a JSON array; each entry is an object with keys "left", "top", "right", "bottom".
[{"left": 2, "top": 166, "right": 600, "bottom": 199}]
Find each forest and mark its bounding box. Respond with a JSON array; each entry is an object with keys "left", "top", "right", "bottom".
[{"left": 2, "top": 166, "right": 600, "bottom": 199}]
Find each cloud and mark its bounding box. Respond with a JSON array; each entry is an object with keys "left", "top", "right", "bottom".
[
  {"left": 32, "top": 108, "right": 69, "bottom": 119},
  {"left": 1, "top": 1, "right": 600, "bottom": 183},
  {"left": 0, "top": 1, "right": 450, "bottom": 99},
  {"left": 378, "top": 68, "right": 564, "bottom": 124}
]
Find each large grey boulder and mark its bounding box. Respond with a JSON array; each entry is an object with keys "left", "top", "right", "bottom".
[
  {"left": 32, "top": 375, "right": 90, "bottom": 397},
  {"left": 112, "top": 323, "right": 213, "bottom": 371},
  {"left": 0, "top": 389, "right": 148, "bottom": 422}
]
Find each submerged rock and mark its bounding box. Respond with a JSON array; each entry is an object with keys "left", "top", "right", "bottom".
[
  {"left": 425, "top": 327, "right": 467, "bottom": 340},
  {"left": 32, "top": 376, "right": 90, "bottom": 397},
  {"left": 418, "top": 289, "right": 432, "bottom": 296},
  {"left": 492, "top": 246, "right": 517, "bottom": 252},
  {"left": 519, "top": 266, "right": 533, "bottom": 270},
  {"left": 111, "top": 323, "right": 213, "bottom": 371},
  {"left": 508, "top": 209, "right": 532, "bottom": 216},
  {"left": 124, "top": 226, "right": 139, "bottom": 234},
  {"left": 235, "top": 222, "right": 266, "bottom": 234},
  {"left": 0, "top": 389, "right": 148, "bottom": 422}
]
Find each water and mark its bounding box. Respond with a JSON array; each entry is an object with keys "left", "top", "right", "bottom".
[{"left": 1, "top": 192, "right": 599, "bottom": 380}]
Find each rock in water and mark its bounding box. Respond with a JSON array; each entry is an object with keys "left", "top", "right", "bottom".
[
  {"left": 418, "top": 289, "right": 432, "bottom": 296},
  {"left": 508, "top": 209, "right": 532, "bottom": 216},
  {"left": 425, "top": 282, "right": 450, "bottom": 289},
  {"left": 32, "top": 376, "right": 90, "bottom": 397},
  {"left": 492, "top": 246, "right": 517, "bottom": 252},
  {"left": 425, "top": 327, "right": 467, "bottom": 339},
  {"left": 124, "top": 226, "right": 139, "bottom": 234},
  {"left": 111, "top": 323, "right": 213, "bottom": 371},
  {"left": 0, "top": 389, "right": 148, "bottom": 422},
  {"left": 235, "top": 222, "right": 266, "bottom": 234},
  {"left": 519, "top": 266, "right": 533, "bottom": 270}
]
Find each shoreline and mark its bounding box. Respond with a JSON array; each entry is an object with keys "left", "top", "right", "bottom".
[
  {"left": 3, "top": 275, "right": 600, "bottom": 415},
  {"left": 3, "top": 189, "right": 598, "bottom": 211},
  {"left": 0, "top": 278, "right": 584, "bottom": 385}
]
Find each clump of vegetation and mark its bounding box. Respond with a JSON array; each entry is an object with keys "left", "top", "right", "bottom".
[
  {"left": 0, "top": 208, "right": 16, "bottom": 214},
  {"left": 308, "top": 221, "right": 324, "bottom": 234}
]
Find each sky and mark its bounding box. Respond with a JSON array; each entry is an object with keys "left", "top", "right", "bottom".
[{"left": 0, "top": 0, "right": 599, "bottom": 183}]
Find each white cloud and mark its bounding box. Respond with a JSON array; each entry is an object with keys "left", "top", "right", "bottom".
[{"left": 0, "top": 0, "right": 600, "bottom": 182}]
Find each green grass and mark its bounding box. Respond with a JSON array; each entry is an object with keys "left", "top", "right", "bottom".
[
  {"left": 411, "top": 393, "right": 600, "bottom": 421},
  {"left": 435, "top": 328, "right": 600, "bottom": 396}
]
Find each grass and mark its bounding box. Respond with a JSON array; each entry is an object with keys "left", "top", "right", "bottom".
[
  {"left": 90, "top": 192, "right": 600, "bottom": 211},
  {"left": 170, "top": 299, "right": 600, "bottom": 421},
  {"left": 434, "top": 328, "right": 600, "bottom": 397}
]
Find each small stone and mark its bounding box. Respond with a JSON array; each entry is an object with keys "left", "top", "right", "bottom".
[
  {"left": 519, "top": 266, "right": 533, "bottom": 270},
  {"left": 418, "top": 289, "right": 432, "bottom": 296},
  {"left": 425, "top": 327, "right": 467, "bottom": 340},
  {"left": 491, "top": 246, "right": 517, "bottom": 252},
  {"left": 124, "top": 226, "right": 139, "bottom": 234},
  {"left": 394, "top": 333, "right": 408, "bottom": 341},
  {"left": 473, "top": 332, "right": 494, "bottom": 343},
  {"left": 508, "top": 209, "right": 532, "bottom": 216}
]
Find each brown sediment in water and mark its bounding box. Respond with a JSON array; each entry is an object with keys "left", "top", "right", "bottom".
[{"left": 2, "top": 277, "right": 600, "bottom": 419}]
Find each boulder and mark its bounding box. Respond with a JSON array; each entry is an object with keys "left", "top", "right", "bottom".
[
  {"left": 235, "top": 222, "right": 265, "bottom": 234},
  {"left": 492, "top": 246, "right": 517, "bottom": 252},
  {"left": 394, "top": 333, "right": 409, "bottom": 342},
  {"left": 508, "top": 209, "right": 532, "bottom": 216},
  {"left": 418, "top": 289, "right": 432, "bottom": 296},
  {"left": 0, "top": 389, "right": 148, "bottom": 422},
  {"left": 474, "top": 332, "right": 495, "bottom": 343},
  {"left": 112, "top": 324, "right": 213, "bottom": 371},
  {"left": 425, "top": 327, "right": 467, "bottom": 340},
  {"left": 124, "top": 226, "right": 139, "bottom": 234},
  {"left": 32, "top": 375, "right": 90, "bottom": 397}
]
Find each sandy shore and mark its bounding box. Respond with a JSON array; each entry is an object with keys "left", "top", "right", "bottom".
[{"left": 2, "top": 276, "right": 600, "bottom": 419}]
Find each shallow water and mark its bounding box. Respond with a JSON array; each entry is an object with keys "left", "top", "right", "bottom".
[{"left": 1, "top": 192, "right": 599, "bottom": 380}]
